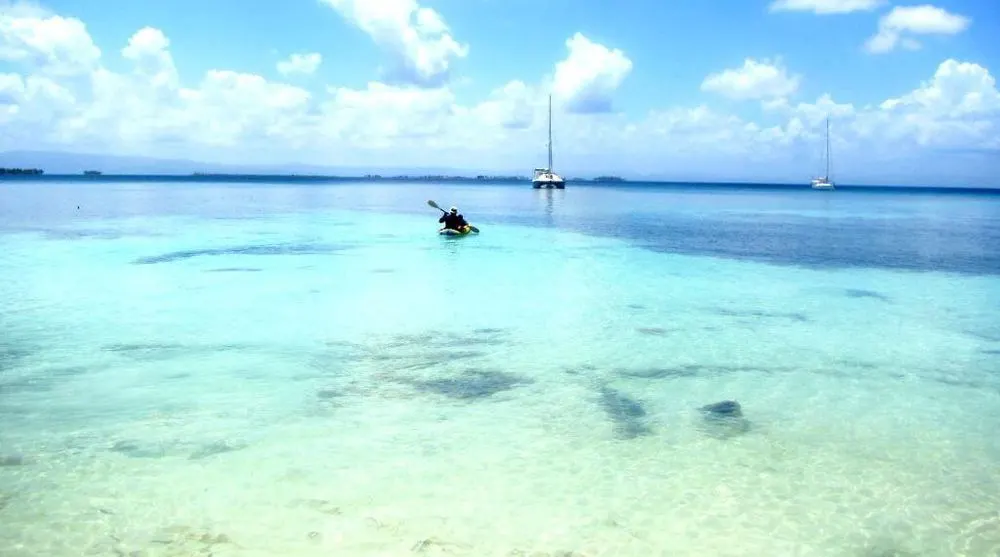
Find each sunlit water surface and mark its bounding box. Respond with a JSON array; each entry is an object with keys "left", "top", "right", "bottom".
[{"left": 1, "top": 180, "right": 998, "bottom": 556}]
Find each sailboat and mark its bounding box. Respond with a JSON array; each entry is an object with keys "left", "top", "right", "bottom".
[
  {"left": 532, "top": 94, "right": 565, "bottom": 189},
  {"left": 811, "top": 117, "right": 835, "bottom": 190}
]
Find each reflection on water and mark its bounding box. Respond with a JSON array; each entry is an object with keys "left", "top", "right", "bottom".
[{"left": 536, "top": 188, "right": 564, "bottom": 228}]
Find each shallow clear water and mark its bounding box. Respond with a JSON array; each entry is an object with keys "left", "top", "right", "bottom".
[{"left": 1, "top": 180, "right": 999, "bottom": 556}]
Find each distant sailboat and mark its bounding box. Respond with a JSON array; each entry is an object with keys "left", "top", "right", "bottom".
[
  {"left": 532, "top": 94, "right": 565, "bottom": 189},
  {"left": 811, "top": 117, "right": 835, "bottom": 190}
]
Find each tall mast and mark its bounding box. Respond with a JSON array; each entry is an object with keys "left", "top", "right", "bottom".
[
  {"left": 547, "top": 94, "right": 553, "bottom": 171},
  {"left": 825, "top": 117, "right": 830, "bottom": 179}
]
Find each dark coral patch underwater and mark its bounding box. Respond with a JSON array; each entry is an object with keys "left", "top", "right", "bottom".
[{"left": 132, "top": 243, "right": 351, "bottom": 264}]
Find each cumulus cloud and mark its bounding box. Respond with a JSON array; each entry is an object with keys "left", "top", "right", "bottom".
[
  {"left": 551, "top": 33, "right": 633, "bottom": 114},
  {"left": 0, "top": 3, "right": 997, "bottom": 183},
  {"left": 763, "top": 93, "right": 856, "bottom": 124},
  {"left": 121, "top": 27, "right": 178, "bottom": 91},
  {"left": 0, "top": 2, "right": 101, "bottom": 76},
  {"left": 865, "top": 5, "right": 971, "bottom": 54},
  {"left": 872, "top": 59, "right": 1000, "bottom": 148},
  {"left": 474, "top": 80, "right": 536, "bottom": 130},
  {"left": 881, "top": 59, "right": 1000, "bottom": 117},
  {"left": 319, "top": 0, "right": 468, "bottom": 87},
  {"left": 644, "top": 105, "right": 751, "bottom": 153},
  {"left": 701, "top": 58, "right": 800, "bottom": 101},
  {"left": 277, "top": 52, "right": 322, "bottom": 76},
  {"left": 321, "top": 81, "right": 456, "bottom": 148},
  {"left": 768, "top": 0, "right": 885, "bottom": 14},
  {"left": 462, "top": 32, "right": 633, "bottom": 139}
]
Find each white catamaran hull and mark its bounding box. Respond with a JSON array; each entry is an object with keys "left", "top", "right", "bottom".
[{"left": 532, "top": 172, "right": 565, "bottom": 189}]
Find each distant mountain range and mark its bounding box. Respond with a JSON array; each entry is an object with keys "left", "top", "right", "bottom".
[
  {"left": 2, "top": 149, "right": 996, "bottom": 189},
  {"left": 0, "top": 149, "right": 793, "bottom": 184},
  {"left": 0, "top": 150, "right": 496, "bottom": 178}
]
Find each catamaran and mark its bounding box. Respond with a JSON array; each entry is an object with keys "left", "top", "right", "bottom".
[
  {"left": 811, "top": 117, "right": 835, "bottom": 190},
  {"left": 532, "top": 94, "right": 565, "bottom": 189}
]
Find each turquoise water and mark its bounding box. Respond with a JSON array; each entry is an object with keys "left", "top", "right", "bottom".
[{"left": 1, "top": 180, "right": 999, "bottom": 556}]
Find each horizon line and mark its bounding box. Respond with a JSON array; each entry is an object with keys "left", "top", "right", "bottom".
[{"left": 1, "top": 172, "right": 998, "bottom": 194}]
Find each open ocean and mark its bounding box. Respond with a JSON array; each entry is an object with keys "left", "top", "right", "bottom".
[{"left": 1, "top": 177, "right": 999, "bottom": 557}]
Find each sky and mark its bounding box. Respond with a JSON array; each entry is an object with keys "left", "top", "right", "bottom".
[{"left": 0, "top": 0, "right": 998, "bottom": 185}]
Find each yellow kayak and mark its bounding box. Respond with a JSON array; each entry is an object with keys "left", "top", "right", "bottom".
[{"left": 439, "top": 225, "right": 477, "bottom": 236}]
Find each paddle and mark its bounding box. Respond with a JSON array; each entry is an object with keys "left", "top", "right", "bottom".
[{"left": 427, "top": 200, "right": 479, "bottom": 233}]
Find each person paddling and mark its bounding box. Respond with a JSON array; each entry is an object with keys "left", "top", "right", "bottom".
[
  {"left": 426, "top": 199, "right": 479, "bottom": 234},
  {"left": 438, "top": 206, "right": 470, "bottom": 231}
]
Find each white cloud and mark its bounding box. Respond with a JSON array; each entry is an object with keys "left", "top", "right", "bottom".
[
  {"left": 0, "top": 3, "right": 101, "bottom": 76},
  {"left": 0, "top": 4, "right": 997, "bottom": 184},
  {"left": 551, "top": 33, "right": 633, "bottom": 114},
  {"left": 701, "top": 58, "right": 800, "bottom": 101},
  {"left": 872, "top": 59, "right": 1000, "bottom": 148},
  {"left": 319, "top": 0, "right": 468, "bottom": 87},
  {"left": 764, "top": 93, "right": 856, "bottom": 123},
  {"left": 881, "top": 59, "right": 1000, "bottom": 117},
  {"left": 865, "top": 5, "right": 971, "bottom": 54},
  {"left": 321, "top": 81, "right": 455, "bottom": 148},
  {"left": 644, "top": 105, "right": 751, "bottom": 152},
  {"left": 768, "top": 0, "right": 885, "bottom": 14},
  {"left": 455, "top": 32, "right": 633, "bottom": 142},
  {"left": 277, "top": 52, "right": 322, "bottom": 76},
  {"left": 0, "top": 72, "right": 22, "bottom": 104},
  {"left": 121, "top": 27, "right": 178, "bottom": 90},
  {"left": 474, "top": 80, "right": 536, "bottom": 129}
]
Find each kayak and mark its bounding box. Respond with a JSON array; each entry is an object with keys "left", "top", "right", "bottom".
[{"left": 439, "top": 225, "right": 477, "bottom": 236}]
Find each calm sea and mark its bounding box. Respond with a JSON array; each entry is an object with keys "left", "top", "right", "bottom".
[{"left": 1, "top": 178, "right": 998, "bottom": 556}]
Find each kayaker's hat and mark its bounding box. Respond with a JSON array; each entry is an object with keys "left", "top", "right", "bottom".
[{"left": 449, "top": 207, "right": 458, "bottom": 213}]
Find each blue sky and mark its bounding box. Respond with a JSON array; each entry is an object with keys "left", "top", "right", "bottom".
[{"left": 1, "top": 0, "right": 999, "bottom": 185}]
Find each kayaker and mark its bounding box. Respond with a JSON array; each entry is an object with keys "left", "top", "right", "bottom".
[{"left": 438, "top": 206, "right": 469, "bottom": 231}]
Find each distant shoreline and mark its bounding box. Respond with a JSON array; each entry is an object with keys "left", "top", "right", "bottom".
[
  {"left": 0, "top": 171, "right": 996, "bottom": 194},
  {"left": 0, "top": 170, "right": 625, "bottom": 183}
]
